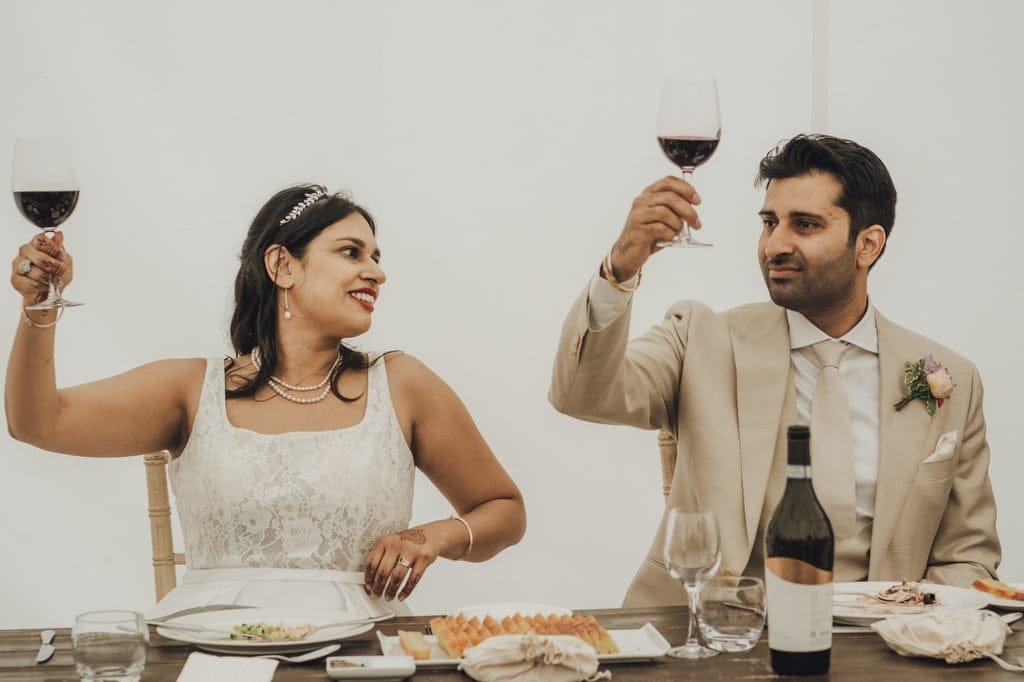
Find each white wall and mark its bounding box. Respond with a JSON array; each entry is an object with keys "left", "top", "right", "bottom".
[{"left": 1, "top": 0, "right": 1021, "bottom": 627}]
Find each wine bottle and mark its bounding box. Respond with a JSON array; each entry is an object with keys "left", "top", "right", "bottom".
[{"left": 765, "top": 425, "right": 835, "bottom": 675}]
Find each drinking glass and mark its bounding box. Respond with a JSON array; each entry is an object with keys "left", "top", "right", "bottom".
[
  {"left": 662, "top": 508, "right": 721, "bottom": 658},
  {"left": 697, "top": 576, "right": 766, "bottom": 652},
  {"left": 72, "top": 610, "right": 148, "bottom": 681},
  {"left": 655, "top": 78, "right": 721, "bottom": 248},
  {"left": 11, "top": 137, "right": 83, "bottom": 309}
]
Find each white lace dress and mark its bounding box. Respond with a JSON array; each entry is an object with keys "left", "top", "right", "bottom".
[{"left": 148, "top": 355, "right": 415, "bottom": 618}]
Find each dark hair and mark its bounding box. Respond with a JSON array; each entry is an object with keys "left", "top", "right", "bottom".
[
  {"left": 225, "top": 183, "right": 379, "bottom": 401},
  {"left": 755, "top": 134, "right": 897, "bottom": 261}
]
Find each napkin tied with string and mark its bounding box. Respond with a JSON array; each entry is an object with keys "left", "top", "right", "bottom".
[
  {"left": 458, "top": 634, "right": 611, "bottom": 682},
  {"left": 871, "top": 609, "right": 1024, "bottom": 672},
  {"left": 176, "top": 651, "right": 278, "bottom": 682}
]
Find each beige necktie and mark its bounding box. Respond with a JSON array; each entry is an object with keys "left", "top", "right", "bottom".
[{"left": 810, "top": 340, "right": 857, "bottom": 540}]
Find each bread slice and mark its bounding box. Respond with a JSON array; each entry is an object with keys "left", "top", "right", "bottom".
[
  {"left": 397, "top": 630, "right": 432, "bottom": 660},
  {"left": 972, "top": 578, "right": 1024, "bottom": 601}
]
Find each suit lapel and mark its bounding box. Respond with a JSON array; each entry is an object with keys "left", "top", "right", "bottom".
[
  {"left": 870, "top": 311, "right": 935, "bottom": 570},
  {"left": 731, "top": 305, "right": 792, "bottom": 549}
]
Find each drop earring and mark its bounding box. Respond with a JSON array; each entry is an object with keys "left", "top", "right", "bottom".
[{"left": 283, "top": 288, "right": 292, "bottom": 320}]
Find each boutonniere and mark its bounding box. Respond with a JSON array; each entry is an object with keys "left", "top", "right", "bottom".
[{"left": 894, "top": 353, "right": 955, "bottom": 415}]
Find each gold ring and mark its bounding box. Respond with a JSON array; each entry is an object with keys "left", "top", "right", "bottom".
[{"left": 396, "top": 555, "right": 411, "bottom": 568}]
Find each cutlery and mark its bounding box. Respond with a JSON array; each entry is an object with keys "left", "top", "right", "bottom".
[
  {"left": 148, "top": 604, "right": 257, "bottom": 623},
  {"left": 292, "top": 612, "right": 395, "bottom": 639},
  {"left": 145, "top": 621, "right": 269, "bottom": 640},
  {"left": 34, "top": 629, "right": 55, "bottom": 664},
  {"left": 256, "top": 644, "right": 341, "bottom": 663}
]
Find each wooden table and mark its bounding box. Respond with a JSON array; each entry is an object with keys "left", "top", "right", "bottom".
[{"left": 3, "top": 606, "right": 1023, "bottom": 680}]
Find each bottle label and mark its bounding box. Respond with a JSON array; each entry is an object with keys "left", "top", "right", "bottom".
[
  {"left": 766, "top": 558, "right": 833, "bottom": 652},
  {"left": 786, "top": 464, "right": 810, "bottom": 479}
]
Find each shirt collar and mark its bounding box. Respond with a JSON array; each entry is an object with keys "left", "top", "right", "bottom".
[{"left": 786, "top": 302, "right": 878, "bottom": 354}]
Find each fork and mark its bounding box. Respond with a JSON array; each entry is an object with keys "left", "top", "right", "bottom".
[
  {"left": 145, "top": 621, "right": 269, "bottom": 640},
  {"left": 255, "top": 644, "right": 341, "bottom": 663},
  {"left": 290, "top": 612, "right": 396, "bottom": 639}
]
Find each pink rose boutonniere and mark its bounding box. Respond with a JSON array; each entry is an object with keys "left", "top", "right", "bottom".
[{"left": 894, "top": 353, "right": 955, "bottom": 415}]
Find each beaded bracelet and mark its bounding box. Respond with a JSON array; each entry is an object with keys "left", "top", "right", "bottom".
[
  {"left": 450, "top": 515, "right": 474, "bottom": 560},
  {"left": 601, "top": 251, "right": 642, "bottom": 292},
  {"left": 22, "top": 306, "right": 63, "bottom": 329}
]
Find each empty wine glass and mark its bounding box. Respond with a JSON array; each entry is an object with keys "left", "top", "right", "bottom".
[
  {"left": 663, "top": 508, "right": 721, "bottom": 658},
  {"left": 655, "top": 78, "right": 721, "bottom": 248},
  {"left": 11, "top": 137, "right": 83, "bottom": 309}
]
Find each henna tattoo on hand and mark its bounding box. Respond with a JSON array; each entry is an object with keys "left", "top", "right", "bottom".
[{"left": 399, "top": 528, "right": 427, "bottom": 545}]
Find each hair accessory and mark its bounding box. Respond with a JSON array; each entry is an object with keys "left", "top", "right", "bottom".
[
  {"left": 22, "top": 306, "right": 63, "bottom": 329},
  {"left": 283, "top": 288, "right": 292, "bottom": 320},
  {"left": 601, "top": 251, "right": 642, "bottom": 292},
  {"left": 279, "top": 189, "right": 327, "bottom": 225},
  {"left": 450, "top": 515, "right": 474, "bottom": 560},
  {"left": 251, "top": 346, "right": 343, "bottom": 405}
]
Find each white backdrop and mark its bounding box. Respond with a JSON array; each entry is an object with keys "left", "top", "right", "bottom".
[{"left": 2, "top": 0, "right": 1022, "bottom": 627}]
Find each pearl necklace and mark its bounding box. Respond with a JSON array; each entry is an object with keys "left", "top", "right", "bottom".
[{"left": 250, "top": 347, "right": 343, "bottom": 405}]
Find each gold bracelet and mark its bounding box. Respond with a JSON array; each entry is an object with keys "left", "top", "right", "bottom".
[
  {"left": 22, "top": 306, "right": 63, "bottom": 329},
  {"left": 602, "top": 251, "right": 641, "bottom": 292},
  {"left": 450, "top": 514, "right": 474, "bottom": 561}
]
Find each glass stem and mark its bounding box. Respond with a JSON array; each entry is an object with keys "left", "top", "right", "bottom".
[
  {"left": 42, "top": 230, "right": 61, "bottom": 301},
  {"left": 684, "top": 580, "right": 699, "bottom": 644},
  {"left": 680, "top": 170, "right": 694, "bottom": 241}
]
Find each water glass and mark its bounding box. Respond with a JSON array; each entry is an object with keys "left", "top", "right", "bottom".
[
  {"left": 697, "top": 576, "right": 766, "bottom": 652},
  {"left": 72, "top": 610, "right": 148, "bottom": 681}
]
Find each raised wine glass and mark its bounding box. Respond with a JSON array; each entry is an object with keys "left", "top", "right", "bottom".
[
  {"left": 663, "top": 507, "right": 722, "bottom": 658},
  {"left": 656, "top": 78, "right": 721, "bottom": 248},
  {"left": 12, "top": 137, "right": 82, "bottom": 309}
]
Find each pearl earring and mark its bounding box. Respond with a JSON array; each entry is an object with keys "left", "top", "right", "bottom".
[{"left": 284, "top": 288, "right": 292, "bottom": 320}]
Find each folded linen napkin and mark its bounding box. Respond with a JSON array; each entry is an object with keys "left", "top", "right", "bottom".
[
  {"left": 176, "top": 651, "right": 278, "bottom": 682},
  {"left": 458, "top": 634, "right": 611, "bottom": 682},
  {"left": 871, "top": 609, "right": 1024, "bottom": 672}
]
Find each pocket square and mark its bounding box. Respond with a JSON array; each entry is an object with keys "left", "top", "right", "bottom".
[{"left": 922, "top": 430, "right": 958, "bottom": 464}]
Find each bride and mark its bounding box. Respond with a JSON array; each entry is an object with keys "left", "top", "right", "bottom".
[{"left": 6, "top": 184, "right": 526, "bottom": 617}]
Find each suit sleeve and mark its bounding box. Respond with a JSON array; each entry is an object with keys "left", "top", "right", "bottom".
[
  {"left": 548, "top": 284, "right": 692, "bottom": 433},
  {"left": 924, "top": 366, "right": 1001, "bottom": 586}
]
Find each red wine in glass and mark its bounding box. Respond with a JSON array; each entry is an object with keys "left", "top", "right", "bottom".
[
  {"left": 11, "top": 138, "right": 83, "bottom": 310},
  {"left": 656, "top": 79, "right": 721, "bottom": 248}
]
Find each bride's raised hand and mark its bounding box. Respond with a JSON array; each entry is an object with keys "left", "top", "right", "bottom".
[
  {"left": 10, "top": 232, "right": 73, "bottom": 307},
  {"left": 363, "top": 526, "right": 444, "bottom": 602}
]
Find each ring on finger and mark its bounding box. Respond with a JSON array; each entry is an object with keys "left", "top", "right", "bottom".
[
  {"left": 396, "top": 555, "right": 412, "bottom": 568},
  {"left": 17, "top": 259, "right": 32, "bottom": 276}
]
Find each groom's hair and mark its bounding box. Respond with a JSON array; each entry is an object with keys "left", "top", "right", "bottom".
[{"left": 755, "top": 134, "right": 897, "bottom": 260}]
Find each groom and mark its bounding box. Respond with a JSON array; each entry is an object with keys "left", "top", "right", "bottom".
[{"left": 549, "top": 134, "right": 1000, "bottom": 606}]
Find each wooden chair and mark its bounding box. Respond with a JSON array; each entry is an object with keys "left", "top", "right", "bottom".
[
  {"left": 658, "top": 430, "right": 677, "bottom": 500},
  {"left": 143, "top": 451, "right": 185, "bottom": 601}
]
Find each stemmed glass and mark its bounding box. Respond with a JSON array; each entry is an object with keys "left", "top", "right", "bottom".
[
  {"left": 655, "top": 78, "right": 721, "bottom": 248},
  {"left": 12, "top": 137, "right": 83, "bottom": 309},
  {"left": 662, "top": 508, "right": 721, "bottom": 658}
]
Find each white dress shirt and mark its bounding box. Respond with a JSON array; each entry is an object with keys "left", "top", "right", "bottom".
[{"left": 588, "top": 273, "right": 880, "bottom": 524}]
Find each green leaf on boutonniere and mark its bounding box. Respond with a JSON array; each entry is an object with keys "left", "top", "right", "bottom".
[{"left": 894, "top": 360, "right": 939, "bottom": 415}]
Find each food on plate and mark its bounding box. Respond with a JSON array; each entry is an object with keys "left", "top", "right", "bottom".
[
  {"left": 428, "top": 612, "right": 619, "bottom": 658},
  {"left": 397, "top": 630, "right": 432, "bottom": 660},
  {"left": 972, "top": 579, "right": 1024, "bottom": 601},
  {"left": 229, "top": 621, "right": 313, "bottom": 640},
  {"left": 871, "top": 581, "right": 939, "bottom": 606}
]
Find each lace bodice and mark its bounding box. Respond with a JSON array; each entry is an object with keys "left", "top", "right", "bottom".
[{"left": 168, "top": 356, "right": 415, "bottom": 571}]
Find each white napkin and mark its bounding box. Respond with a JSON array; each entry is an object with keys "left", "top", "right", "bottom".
[
  {"left": 872, "top": 609, "right": 1024, "bottom": 672},
  {"left": 458, "top": 634, "right": 611, "bottom": 682},
  {"left": 176, "top": 651, "right": 278, "bottom": 682}
]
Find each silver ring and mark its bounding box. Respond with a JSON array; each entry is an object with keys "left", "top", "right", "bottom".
[
  {"left": 396, "top": 556, "right": 411, "bottom": 568},
  {"left": 17, "top": 259, "right": 32, "bottom": 276}
]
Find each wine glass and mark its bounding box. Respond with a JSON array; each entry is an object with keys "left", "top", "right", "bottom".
[
  {"left": 655, "top": 78, "right": 721, "bottom": 248},
  {"left": 12, "top": 137, "right": 83, "bottom": 309},
  {"left": 663, "top": 507, "right": 721, "bottom": 658}
]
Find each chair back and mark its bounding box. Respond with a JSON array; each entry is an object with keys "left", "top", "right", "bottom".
[{"left": 143, "top": 451, "right": 185, "bottom": 601}]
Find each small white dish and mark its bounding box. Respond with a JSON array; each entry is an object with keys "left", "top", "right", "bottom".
[
  {"left": 326, "top": 655, "right": 415, "bottom": 680},
  {"left": 971, "top": 581, "right": 1024, "bottom": 612}
]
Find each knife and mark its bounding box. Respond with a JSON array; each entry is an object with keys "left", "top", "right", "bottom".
[
  {"left": 148, "top": 604, "right": 258, "bottom": 623},
  {"left": 35, "top": 629, "right": 55, "bottom": 664}
]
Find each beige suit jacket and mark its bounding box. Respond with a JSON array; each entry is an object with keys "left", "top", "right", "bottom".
[{"left": 549, "top": 288, "right": 1000, "bottom": 607}]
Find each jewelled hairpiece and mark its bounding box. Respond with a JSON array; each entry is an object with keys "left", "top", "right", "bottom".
[{"left": 279, "top": 189, "right": 327, "bottom": 225}]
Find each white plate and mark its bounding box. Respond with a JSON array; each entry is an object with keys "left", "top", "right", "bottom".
[
  {"left": 832, "top": 582, "right": 988, "bottom": 625},
  {"left": 377, "top": 623, "right": 670, "bottom": 668},
  {"left": 156, "top": 608, "right": 374, "bottom": 655},
  {"left": 326, "top": 655, "right": 416, "bottom": 680},
  {"left": 448, "top": 602, "right": 573, "bottom": 620},
  {"left": 971, "top": 582, "right": 1024, "bottom": 611}
]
